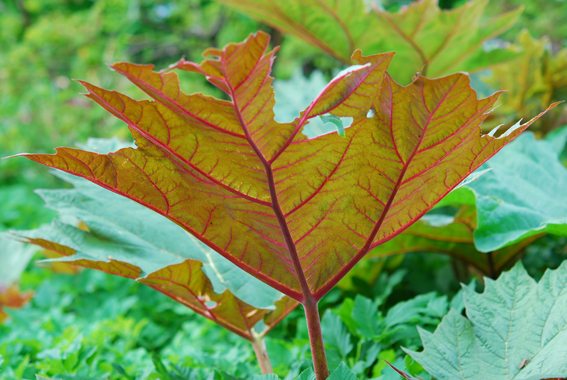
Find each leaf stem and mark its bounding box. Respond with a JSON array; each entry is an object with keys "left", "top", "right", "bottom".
[
  {"left": 251, "top": 335, "right": 274, "bottom": 375},
  {"left": 304, "top": 298, "right": 329, "bottom": 380}
]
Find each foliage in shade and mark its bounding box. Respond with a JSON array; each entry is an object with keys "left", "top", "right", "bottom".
[
  {"left": 439, "top": 130, "right": 567, "bottom": 253},
  {"left": 482, "top": 30, "right": 567, "bottom": 133},
  {"left": 214, "top": 0, "right": 522, "bottom": 82},
  {"left": 325, "top": 287, "right": 458, "bottom": 376},
  {"left": 13, "top": 32, "right": 557, "bottom": 305},
  {"left": 403, "top": 261, "right": 567, "bottom": 380},
  {"left": 368, "top": 205, "right": 541, "bottom": 277},
  {"left": 6, "top": 167, "right": 297, "bottom": 341}
]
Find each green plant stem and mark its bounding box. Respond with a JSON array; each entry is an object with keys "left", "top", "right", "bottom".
[
  {"left": 251, "top": 335, "right": 274, "bottom": 375},
  {"left": 304, "top": 298, "right": 329, "bottom": 380}
]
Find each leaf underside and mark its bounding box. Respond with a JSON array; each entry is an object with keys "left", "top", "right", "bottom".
[
  {"left": 405, "top": 262, "right": 567, "bottom": 380},
  {"left": 16, "top": 31, "right": 556, "bottom": 303},
  {"left": 214, "top": 0, "right": 522, "bottom": 82}
]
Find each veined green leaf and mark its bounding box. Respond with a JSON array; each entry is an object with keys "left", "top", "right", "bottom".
[
  {"left": 38, "top": 168, "right": 285, "bottom": 310},
  {"left": 404, "top": 261, "right": 567, "bottom": 380}
]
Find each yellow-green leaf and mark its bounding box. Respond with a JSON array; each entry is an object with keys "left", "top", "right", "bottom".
[{"left": 214, "top": 0, "right": 522, "bottom": 83}]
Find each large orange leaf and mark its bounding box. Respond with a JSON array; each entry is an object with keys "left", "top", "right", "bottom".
[{"left": 16, "top": 32, "right": 557, "bottom": 303}]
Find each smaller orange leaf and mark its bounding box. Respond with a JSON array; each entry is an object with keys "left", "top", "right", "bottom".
[
  {"left": 369, "top": 206, "right": 542, "bottom": 277},
  {"left": 0, "top": 285, "right": 33, "bottom": 323}
]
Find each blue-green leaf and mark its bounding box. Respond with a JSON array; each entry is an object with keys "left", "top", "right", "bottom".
[
  {"left": 328, "top": 362, "right": 358, "bottom": 380},
  {"left": 0, "top": 239, "right": 36, "bottom": 286},
  {"left": 296, "top": 368, "right": 316, "bottom": 380},
  {"left": 443, "top": 132, "right": 567, "bottom": 252},
  {"left": 322, "top": 312, "right": 353, "bottom": 364},
  {"left": 405, "top": 261, "right": 567, "bottom": 380}
]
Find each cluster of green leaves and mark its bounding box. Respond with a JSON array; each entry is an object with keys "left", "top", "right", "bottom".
[
  {"left": 406, "top": 262, "right": 567, "bottom": 380},
  {"left": 0, "top": 263, "right": 264, "bottom": 379},
  {"left": 214, "top": 0, "right": 522, "bottom": 83},
  {"left": 253, "top": 261, "right": 567, "bottom": 380},
  {"left": 481, "top": 30, "right": 567, "bottom": 134},
  {"left": 0, "top": 247, "right": 482, "bottom": 380}
]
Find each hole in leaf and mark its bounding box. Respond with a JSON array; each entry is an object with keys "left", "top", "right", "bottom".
[
  {"left": 205, "top": 301, "right": 217, "bottom": 309},
  {"left": 367, "top": 108, "right": 376, "bottom": 118}
]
